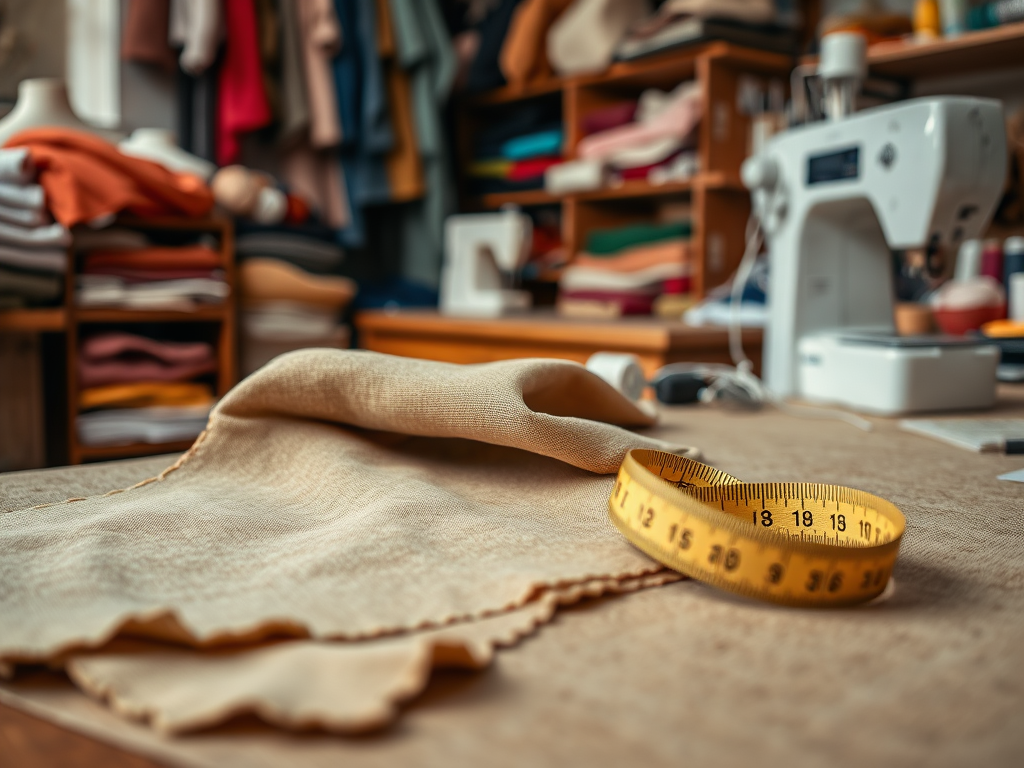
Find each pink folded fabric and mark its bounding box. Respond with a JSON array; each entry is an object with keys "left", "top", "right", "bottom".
[
  {"left": 577, "top": 83, "right": 701, "bottom": 161},
  {"left": 78, "top": 356, "right": 219, "bottom": 388},
  {"left": 572, "top": 239, "right": 690, "bottom": 272},
  {"left": 81, "top": 332, "right": 215, "bottom": 365}
]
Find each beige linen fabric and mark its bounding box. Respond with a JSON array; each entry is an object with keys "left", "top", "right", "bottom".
[{"left": 0, "top": 350, "right": 691, "bottom": 729}]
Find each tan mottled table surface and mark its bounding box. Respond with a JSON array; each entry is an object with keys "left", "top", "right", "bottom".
[{"left": 3, "top": 389, "right": 1023, "bottom": 768}]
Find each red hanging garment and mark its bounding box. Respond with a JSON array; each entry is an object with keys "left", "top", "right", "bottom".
[{"left": 218, "top": 0, "right": 273, "bottom": 165}]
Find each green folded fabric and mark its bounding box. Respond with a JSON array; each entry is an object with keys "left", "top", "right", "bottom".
[{"left": 585, "top": 221, "right": 691, "bottom": 255}]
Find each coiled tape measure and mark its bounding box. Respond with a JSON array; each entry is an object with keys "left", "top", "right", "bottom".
[{"left": 609, "top": 450, "right": 906, "bottom": 607}]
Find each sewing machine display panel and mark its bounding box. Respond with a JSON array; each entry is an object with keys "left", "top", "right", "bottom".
[{"left": 806, "top": 146, "right": 860, "bottom": 186}]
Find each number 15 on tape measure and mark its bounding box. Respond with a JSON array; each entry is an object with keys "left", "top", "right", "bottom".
[{"left": 608, "top": 450, "right": 906, "bottom": 607}]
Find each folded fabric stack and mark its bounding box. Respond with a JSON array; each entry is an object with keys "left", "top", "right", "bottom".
[
  {"left": 558, "top": 221, "right": 691, "bottom": 318},
  {"left": 0, "top": 147, "right": 69, "bottom": 309},
  {"left": 76, "top": 332, "right": 217, "bottom": 447},
  {"left": 545, "top": 82, "right": 702, "bottom": 195},
  {"left": 235, "top": 222, "right": 345, "bottom": 275},
  {"left": 240, "top": 258, "right": 357, "bottom": 376},
  {"left": 77, "top": 237, "right": 228, "bottom": 311},
  {"left": 471, "top": 101, "right": 563, "bottom": 195}
]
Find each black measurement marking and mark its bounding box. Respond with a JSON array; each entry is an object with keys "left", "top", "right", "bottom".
[
  {"left": 724, "top": 549, "right": 741, "bottom": 571},
  {"left": 827, "top": 572, "right": 843, "bottom": 592},
  {"left": 767, "top": 563, "right": 784, "bottom": 584},
  {"left": 793, "top": 510, "right": 813, "bottom": 527},
  {"left": 859, "top": 520, "right": 872, "bottom": 540},
  {"left": 806, "top": 570, "right": 822, "bottom": 592},
  {"left": 830, "top": 513, "right": 846, "bottom": 532},
  {"left": 621, "top": 490, "right": 629, "bottom": 508},
  {"left": 678, "top": 528, "right": 693, "bottom": 550},
  {"left": 641, "top": 508, "right": 654, "bottom": 528},
  {"left": 708, "top": 544, "right": 722, "bottom": 566}
]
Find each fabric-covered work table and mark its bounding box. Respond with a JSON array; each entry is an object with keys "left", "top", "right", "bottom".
[{"left": 2, "top": 384, "right": 1023, "bottom": 767}]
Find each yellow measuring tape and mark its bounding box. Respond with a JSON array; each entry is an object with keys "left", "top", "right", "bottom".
[{"left": 609, "top": 450, "right": 906, "bottom": 607}]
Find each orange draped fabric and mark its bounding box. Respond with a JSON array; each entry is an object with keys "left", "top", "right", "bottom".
[{"left": 4, "top": 128, "right": 214, "bottom": 227}]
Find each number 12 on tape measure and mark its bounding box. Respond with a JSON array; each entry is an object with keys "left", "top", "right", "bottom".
[{"left": 608, "top": 450, "right": 905, "bottom": 607}]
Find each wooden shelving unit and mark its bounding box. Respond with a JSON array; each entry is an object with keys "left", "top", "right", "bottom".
[
  {"left": 0, "top": 307, "right": 67, "bottom": 332},
  {"left": 802, "top": 21, "right": 1024, "bottom": 81},
  {"left": 56, "top": 215, "right": 236, "bottom": 465},
  {"left": 457, "top": 42, "right": 794, "bottom": 299}
]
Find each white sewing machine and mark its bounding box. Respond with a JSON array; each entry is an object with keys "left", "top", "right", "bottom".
[
  {"left": 742, "top": 33, "right": 1006, "bottom": 415},
  {"left": 440, "top": 211, "right": 533, "bottom": 317}
]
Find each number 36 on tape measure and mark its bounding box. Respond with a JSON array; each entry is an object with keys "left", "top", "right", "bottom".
[{"left": 609, "top": 450, "right": 906, "bottom": 607}]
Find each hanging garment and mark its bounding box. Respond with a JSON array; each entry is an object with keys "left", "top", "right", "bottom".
[
  {"left": 377, "top": 0, "right": 425, "bottom": 202},
  {"left": 217, "top": 0, "right": 273, "bottom": 165},
  {"left": 277, "top": 0, "right": 312, "bottom": 145},
  {"left": 280, "top": 142, "right": 351, "bottom": 228},
  {"left": 466, "top": 0, "right": 522, "bottom": 92},
  {"left": 169, "top": 0, "right": 224, "bottom": 75},
  {"left": 499, "top": 0, "right": 574, "bottom": 88},
  {"left": 5, "top": 129, "right": 214, "bottom": 226},
  {"left": 122, "top": 0, "right": 177, "bottom": 71},
  {"left": 387, "top": 0, "right": 457, "bottom": 288},
  {"left": 295, "top": 0, "right": 343, "bottom": 148},
  {"left": 332, "top": 0, "right": 395, "bottom": 248},
  {"left": 0, "top": 350, "right": 688, "bottom": 735}
]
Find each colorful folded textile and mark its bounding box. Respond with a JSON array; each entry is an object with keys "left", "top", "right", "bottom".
[
  {"left": 558, "top": 289, "right": 657, "bottom": 316},
  {"left": 572, "top": 239, "right": 690, "bottom": 272},
  {"left": 560, "top": 261, "right": 689, "bottom": 292},
  {"left": 467, "top": 159, "right": 514, "bottom": 179},
  {"left": 77, "top": 276, "right": 230, "bottom": 309},
  {"left": 578, "top": 82, "right": 702, "bottom": 162},
  {"left": 76, "top": 405, "right": 212, "bottom": 447},
  {"left": 0, "top": 182, "right": 45, "bottom": 210},
  {"left": 73, "top": 228, "right": 150, "bottom": 252},
  {"left": 4, "top": 127, "right": 214, "bottom": 227},
  {"left": 79, "top": 356, "right": 219, "bottom": 388},
  {"left": 0, "top": 266, "right": 63, "bottom": 305},
  {"left": 500, "top": 129, "right": 564, "bottom": 161},
  {"left": 585, "top": 221, "right": 691, "bottom": 255},
  {"left": 240, "top": 258, "right": 356, "bottom": 311},
  {"left": 0, "top": 245, "right": 66, "bottom": 273},
  {"left": 79, "top": 381, "right": 215, "bottom": 410},
  {"left": 581, "top": 101, "right": 638, "bottom": 136},
  {"left": 82, "top": 333, "right": 215, "bottom": 365},
  {"left": 84, "top": 267, "right": 221, "bottom": 283},
  {"left": 0, "top": 147, "right": 35, "bottom": 184},
  {"left": 508, "top": 157, "right": 562, "bottom": 181},
  {"left": 82, "top": 245, "right": 222, "bottom": 272},
  {"left": 235, "top": 232, "right": 344, "bottom": 274},
  {"left": 0, "top": 220, "right": 70, "bottom": 248},
  {"left": 0, "top": 203, "right": 48, "bottom": 228}
]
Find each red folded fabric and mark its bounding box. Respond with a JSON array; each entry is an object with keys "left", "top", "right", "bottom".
[
  {"left": 83, "top": 246, "right": 223, "bottom": 272},
  {"left": 581, "top": 101, "right": 637, "bottom": 136},
  {"left": 559, "top": 288, "right": 658, "bottom": 315},
  {"left": 78, "top": 357, "right": 219, "bottom": 388},
  {"left": 81, "top": 332, "right": 215, "bottom": 365},
  {"left": 619, "top": 151, "right": 684, "bottom": 180},
  {"left": 4, "top": 128, "right": 214, "bottom": 226},
  {"left": 507, "top": 157, "right": 562, "bottom": 181}
]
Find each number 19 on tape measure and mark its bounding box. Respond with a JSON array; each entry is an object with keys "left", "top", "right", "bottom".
[{"left": 608, "top": 450, "right": 905, "bottom": 607}]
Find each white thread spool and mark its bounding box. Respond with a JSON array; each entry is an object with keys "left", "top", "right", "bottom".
[
  {"left": 586, "top": 352, "right": 647, "bottom": 401},
  {"left": 1010, "top": 273, "right": 1024, "bottom": 322},
  {"left": 955, "top": 239, "right": 983, "bottom": 281}
]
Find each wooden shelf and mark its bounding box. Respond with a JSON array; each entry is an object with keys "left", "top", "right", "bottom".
[
  {"left": 475, "top": 173, "right": 744, "bottom": 209},
  {"left": 0, "top": 307, "right": 67, "bottom": 332},
  {"left": 803, "top": 22, "right": 1024, "bottom": 80},
  {"left": 465, "top": 42, "right": 793, "bottom": 107},
  {"left": 478, "top": 189, "right": 559, "bottom": 208},
  {"left": 77, "top": 439, "right": 197, "bottom": 462},
  {"left": 75, "top": 306, "right": 229, "bottom": 324},
  {"left": 112, "top": 214, "right": 231, "bottom": 231}
]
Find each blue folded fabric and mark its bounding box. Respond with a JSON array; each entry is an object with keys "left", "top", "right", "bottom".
[{"left": 500, "top": 129, "right": 563, "bottom": 161}]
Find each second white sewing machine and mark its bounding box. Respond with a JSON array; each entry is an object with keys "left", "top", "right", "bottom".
[{"left": 743, "top": 33, "right": 1007, "bottom": 415}]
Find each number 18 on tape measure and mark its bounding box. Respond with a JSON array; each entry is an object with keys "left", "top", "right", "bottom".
[{"left": 608, "top": 450, "right": 906, "bottom": 607}]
